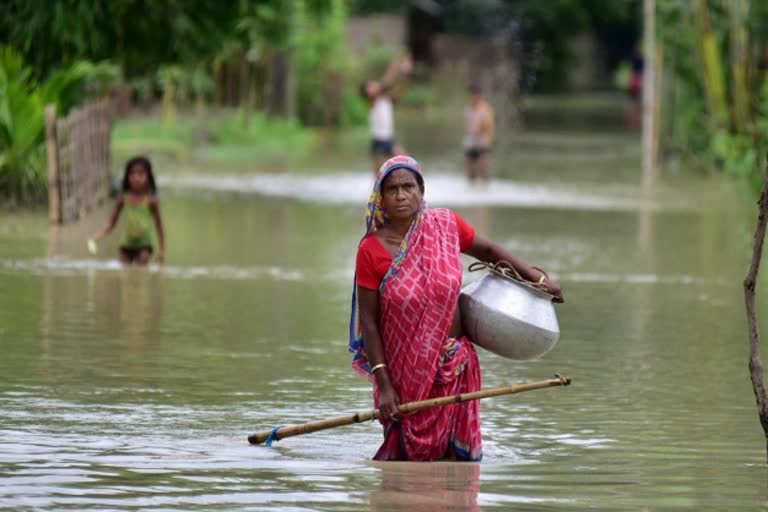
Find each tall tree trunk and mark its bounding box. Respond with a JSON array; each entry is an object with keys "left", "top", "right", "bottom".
[
  {"left": 662, "top": 44, "right": 677, "bottom": 157},
  {"left": 213, "top": 62, "right": 224, "bottom": 106},
  {"left": 744, "top": 154, "right": 768, "bottom": 462},
  {"left": 161, "top": 72, "right": 175, "bottom": 128},
  {"left": 692, "top": 0, "right": 729, "bottom": 129},
  {"left": 240, "top": 54, "right": 252, "bottom": 129},
  {"left": 284, "top": 51, "right": 297, "bottom": 119},
  {"left": 726, "top": 0, "right": 751, "bottom": 134}
]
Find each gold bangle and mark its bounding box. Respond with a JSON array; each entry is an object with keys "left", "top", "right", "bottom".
[
  {"left": 371, "top": 363, "right": 387, "bottom": 373},
  {"left": 538, "top": 273, "right": 546, "bottom": 284}
]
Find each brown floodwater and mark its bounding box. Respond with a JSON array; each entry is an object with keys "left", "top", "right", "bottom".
[{"left": 1, "top": 96, "right": 767, "bottom": 511}]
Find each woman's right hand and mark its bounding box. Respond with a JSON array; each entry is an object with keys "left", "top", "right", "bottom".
[{"left": 378, "top": 382, "right": 401, "bottom": 422}]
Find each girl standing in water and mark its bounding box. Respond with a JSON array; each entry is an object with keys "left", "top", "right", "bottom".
[{"left": 90, "top": 156, "right": 165, "bottom": 265}]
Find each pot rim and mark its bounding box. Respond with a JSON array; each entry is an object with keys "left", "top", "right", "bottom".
[{"left": 483, "top": 267, "right": 556, "bottom": 300}]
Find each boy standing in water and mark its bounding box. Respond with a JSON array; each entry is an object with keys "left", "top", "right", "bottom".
[
  {"left": 360, "top": 54, "right": 412, "bottom": 174},
  {"left": 464, "top": 84, "right": 495, "bottom": 181}
]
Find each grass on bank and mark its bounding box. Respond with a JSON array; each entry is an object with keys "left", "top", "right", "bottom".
[{"left": 112, "top": 110, "right": 321, "bottom": 166}]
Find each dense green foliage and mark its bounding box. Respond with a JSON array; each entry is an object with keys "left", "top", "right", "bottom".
[
  {"left": 0, "top": 0, "right": 356, "bottom": 202},
  {"left": 0, "top": 0, "right": 237, "bottom": 79},
  {"left": 294, "top": 0, "right": 352, "bottom": 125},
  {"left": 0, "top": 47, "right": 46, "bottom": 202},
  {"left": 1, "top": 0, "right": 638, "bottom": 98},
  {"left": 0, "top": 46, "right": 118, "bottom": 203},
  {"left": 657, "top": 0, "right": 768, "bottom": 187},
  {"left": 0, "top": 0, "right": 357, "bottom": 124}
]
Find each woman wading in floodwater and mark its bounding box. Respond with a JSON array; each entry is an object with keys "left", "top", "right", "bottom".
[{"left": 349, "top": 155, "right": 563, "bottom": 461}]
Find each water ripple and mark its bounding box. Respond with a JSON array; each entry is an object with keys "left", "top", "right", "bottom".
[{"left": 160, "top": 172, "right": 680, "bottom": 212}]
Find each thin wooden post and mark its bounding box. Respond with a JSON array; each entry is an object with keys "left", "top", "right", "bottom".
[
  {"left": 744, "top": 154, "right": 768, "bottom": 462},
  {"left": 642, "top": 0, "right": 657, "bottom": 191},
  {"left": 44, "top": 104, "right": 61, "bottom": 224}
]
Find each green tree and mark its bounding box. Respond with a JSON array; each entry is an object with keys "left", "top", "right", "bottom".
[
  {"left": 0, "top": 0, "right": 239, "bottom": 79},
  {"left": 657, "top": 0, "right": 768, "bottom": 188},
  {"left": 0, "top": 45, "right": 120, "bottom": 203},
  {"left": 0, "top": 47, "right": 45, "bottom": 202}
]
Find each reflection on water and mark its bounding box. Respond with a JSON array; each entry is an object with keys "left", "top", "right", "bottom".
[
  {"left": 369, "top": 462, "right": 480, "bottom": 511},
  {"left": 2, "top": 108, "right": 768, "bottom": 511},
  {"left": 6, "top": 257, "right": 311, "bottom": 281}
]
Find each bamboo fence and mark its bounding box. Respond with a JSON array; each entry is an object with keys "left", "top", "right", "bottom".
[{"left": 45, "top": 100, "right": 112, "bottom": 224}]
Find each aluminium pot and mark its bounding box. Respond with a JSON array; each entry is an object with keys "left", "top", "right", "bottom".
[{"left": 459, "top": 267, "right": 560, "bottom": 360}]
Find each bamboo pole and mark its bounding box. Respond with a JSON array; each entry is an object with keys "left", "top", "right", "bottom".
[
  {"left": 248, "top": 375, "right": 571, "bottom": 445},
  {"left": 642, "top": 0, "right": 657, "bottom": 190},
  {"left": 744, "top": 155, "right": 768, "bottom": 462},
  {"left": 44, "top": 104, "right": 61, "bottom": 224}
]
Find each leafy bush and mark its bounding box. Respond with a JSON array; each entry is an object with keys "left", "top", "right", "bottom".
[
  {"left": 294, "top": 0, "right": 352, "bottom": 126},
  {"left": 0, "top": 46, "right": 120, "bottom": 204},
  {"left": 339, "top": 90, "right": 368, "bottom": 127},
  {"left": 41, "top": 60, "right": 119, "bottom": 115},
  {"left": 0, "top": 47, "right": 46, "bottom": 203}
]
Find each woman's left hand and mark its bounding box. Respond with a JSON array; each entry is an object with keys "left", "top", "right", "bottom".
[
  {"left": 399, "top": 55, "right": 413, "bottom": 74},
  {"left": 540, "top": 279, "right": 564, "bottom": 303}
]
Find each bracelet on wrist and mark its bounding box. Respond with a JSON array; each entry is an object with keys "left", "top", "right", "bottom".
[{"left": 371, "top": 363, "right": 387, "bottom": 373}]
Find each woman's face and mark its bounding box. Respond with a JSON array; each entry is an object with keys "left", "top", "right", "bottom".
[
  {"left": 128, "top": 165, "right": 149, "bottom": 192},
  {"left": 380, "top": 169, "right": 423, "bottom": 221}
]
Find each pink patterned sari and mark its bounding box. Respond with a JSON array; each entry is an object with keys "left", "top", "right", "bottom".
[{"left": 349, "top": 156, "right": 482, "bottom": 461}]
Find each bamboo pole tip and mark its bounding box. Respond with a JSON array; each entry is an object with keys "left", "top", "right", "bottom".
[{"left": 554, "top": 374, "right": 571, "bottom": 386}]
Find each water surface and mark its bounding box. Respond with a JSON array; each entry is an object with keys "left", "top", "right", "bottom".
[{"left": 2, "top": 100, "right": 767, "bottom": 511}]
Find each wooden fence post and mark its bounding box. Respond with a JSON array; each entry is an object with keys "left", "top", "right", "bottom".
[{"left": 44, "top": 104, "right": 61, "bottom": 224}]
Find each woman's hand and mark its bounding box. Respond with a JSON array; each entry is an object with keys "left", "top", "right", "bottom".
[
  {"left": 539, "top": 278, "right": 564, "bottom": 303},
  {"left": 465, "top": 237, "right": 564, "bottom": 303},
  {"left": 378, "top": 381, "right": 401, "bottom": 422}
]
